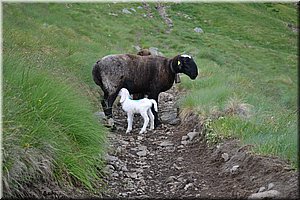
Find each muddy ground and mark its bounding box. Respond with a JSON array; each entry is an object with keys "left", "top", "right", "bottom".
[{"left": 99, "top": 86, "right": 298, "bottom": 199}]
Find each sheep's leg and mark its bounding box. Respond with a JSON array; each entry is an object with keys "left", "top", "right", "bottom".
[
  {"left": 105, "top": 92, "right": 118, "bottom": 128},
  {"left": 140, "top": 111, "right": 149, "bottom": 134},
  {"left": 148, "top": 109, "right": 155, "bottom": 130},
  {"left": 101, "top": 93, "right": 110, "bottom": 117},
  {"left": 126, "top": 113, "right": 133, "bottom": 133}
]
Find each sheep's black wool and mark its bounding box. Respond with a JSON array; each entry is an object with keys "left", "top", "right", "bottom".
[{"left": 92, "top": 53, "right": 198, "bottom": 127}]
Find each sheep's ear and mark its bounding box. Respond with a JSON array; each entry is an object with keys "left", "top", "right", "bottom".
[{"left": 177, "top": 56, "right": 182, "bottom": 70}]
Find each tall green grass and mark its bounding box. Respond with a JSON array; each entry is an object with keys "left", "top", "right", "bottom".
[
  {"left": 175, "top": 3, "right": 297, "bottom": 167},
  {"left": 3, "top": 52, "right": 107, "bottom": 196}
]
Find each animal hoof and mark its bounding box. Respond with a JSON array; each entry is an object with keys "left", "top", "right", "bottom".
[{"left": 126, "top": 129, "right": 132, "bottom": 134}]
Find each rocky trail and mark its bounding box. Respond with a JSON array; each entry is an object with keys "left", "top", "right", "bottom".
[{"left": 99, "top": 86, "right": 299, "bottom": 199}]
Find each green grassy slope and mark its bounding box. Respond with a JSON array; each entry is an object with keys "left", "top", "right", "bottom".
[{"left": 2, "top": 2, "right": 298, "bottom": 196}]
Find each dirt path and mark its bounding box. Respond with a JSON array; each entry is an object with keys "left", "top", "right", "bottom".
[{"left": 100, "top": 86, "right": 298, "bottom": 199}]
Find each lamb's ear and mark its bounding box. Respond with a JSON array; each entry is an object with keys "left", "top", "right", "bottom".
[{"left": 120, "top": 92, "right": 126, "bottom": 103}]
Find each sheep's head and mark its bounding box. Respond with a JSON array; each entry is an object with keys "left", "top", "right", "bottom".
[
  {"left": 174, "top": 55, "right": 198, "bottom": 80},
  {"left": 119, "top": 88, "right": 130, "bottom": 103}
]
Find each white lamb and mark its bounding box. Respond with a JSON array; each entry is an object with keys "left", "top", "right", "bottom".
[{"left": 118, "top": 88, "right": 158, "bottom": 134}]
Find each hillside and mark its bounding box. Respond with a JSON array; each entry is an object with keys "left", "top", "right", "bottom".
[{"left": 2, "top": 2, "right": 298, "bottom": 198}]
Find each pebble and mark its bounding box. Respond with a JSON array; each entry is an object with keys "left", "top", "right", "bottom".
[
  {"left": 137, "top": 150, "right": 147, "bottom": 156},
  {"left": 230, "top": 165, "right": 240, "bottom": 173},
  {"left": 194, "top": 27, "right": 204, "bottom": 33},
  {"left": 177, "top": 157, "right": 184, "bottom": 162},
  {"left": 258, "top": 186, "right": 266, "bottom": 193},
  {"left": 112, "top": 172, "right": 119, "bottom": 177},
  {"left": 159, "top": 141, "right": 173, "bottom": 147},
  {"left": 122, "top": 8, "right": 132, "bottom": 14},
  {"left": 106, "top": 154, "right": 119, "bottom": 163},
  {"left": 267, "top": 182, "right": 275, "bottom": 190},
  {"left": 166, "top": 176, "right": 177, "bottom": 183},
  {"left": 187, "top": 131, "right": 199, "bottom": 141},
  {"left": 137, "top": 136, "right": 143, "bottom": 140},
  {"left": 181, "top": 140, "right": 189, "bottom": 145},
  {"left": 184, "top": 183, "right": 193, "bottom": 190},
  {"left": 182, "top": 135, "right": 189, "bottom": 141},
  {"left": 221, "top": 153, "right": 230, "bottom": 162},
  {"left": 126, "top": 172, "right": 138, "bottom": 179},
  {"left": 121, "top": 166, "right": 129, "bottom": 172}
]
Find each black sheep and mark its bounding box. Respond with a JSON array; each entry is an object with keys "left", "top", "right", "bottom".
[{"left": 92, "top": 53, "right": 198, "bottom": 127}]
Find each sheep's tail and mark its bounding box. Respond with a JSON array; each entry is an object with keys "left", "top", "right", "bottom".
[{"left": 150, "top": 99, "right": 158, "bottom": 112}]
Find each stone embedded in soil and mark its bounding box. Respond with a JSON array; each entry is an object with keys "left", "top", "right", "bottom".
[
  {"left": 187, "top": 131, "right": 199, "bottom": 141},
  {"left": 125, "top": 172, "right": 138, "bottom": 179},
  {"left": 258, "top": 186, "right": 266, "bottom": 193},
  {"left": 181, "top": 140, "right": 189, "bottom": 145},
  {"left": 182, "top": 135, "right": 189, "bottom": 141},
  {"left": 248, "top": 190, "right": 281, "bottom": 199},
  {"left": 230, "top": 165, "right": 240, "bottom": 174},
  {"left": 137, "top": 150, "right": 147, "bottom": 156},
  {"left": 221, "top": 153, "right": 230, "bottom": 162},
  {"left": 159, "top": 141, "right": 173, "bottom": 147},
  {"left": 106, "top": 154, "right": 119, "bottom": 163},
  {"left": 267, "top": 183, "right": 275, "bottom": 190},
  {"left": 184, "top": 183, "right": 194, "bottom": 190}
]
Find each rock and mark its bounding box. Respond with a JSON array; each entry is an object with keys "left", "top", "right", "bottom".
[
  {"left": 121, "top": 166, "right": 129, "bottom": 172},
  {"left": 194, "top": 27, "right": 204, "bottom": 33},
  {"left": 181, "top": 135, "right": 189, "bottom": 141},
  {"left": 159, "top": 141, "right": 173, "bottom": 147},
  {"left": 173, "top": 163, "right": 182, "bottom": 170},
  {"left": 221, "top": 153, "right": 230, "bottom": 162},
  {"left": 106, "top": 154, "right": 119, "bottom": 163},
  {"left": 122, "top": 8, "right": 132, "bottom": 14},
  {"left": 177, "top": 157, "right": 184, "bottom": 162},
  {"left": 149, "top": 47, "right": 164, "bottom": 56},
  {"left": 111, "top": 172, "right": 119, "bottom": 177},
  {"left": 138, "top": 145, "right": 147, "bottom": 151},
  {"left": 187, "top": 131, "right": 199, "bottom": 141},
  {"left": 137, "top": 150, "right": 147, "bottom": 156},
  {"left": 258, "top": 186, "right": 266, "bottom": 193},
  {"left": 181, "top": 140, "right": 189, "bottom": 145},
  {"left": 94, "top": 111, "right": 106, "bottom": 119},
  {"left": 184, "top": 183, "right": 193, "bottom": 190},
  {"left": 130, "top": 8, "right": 136, "bottom": 12},
  {"left": 160, "top": 112, "right": 178, "bottom": 124},
  {"left": 248, "top": 190, "right": 281, "bottom": 199},
  {"left": 267, "top": 182, "right": 275, "bottom": 190},
  {"left": 137, "top": 136, "right": 143, "bottom": 140},
  {"left": 166, "top": 176, "right": 177, "bottom": 183},
  {"left": 108, "top": 12, "right": 118, "bottom": 16},
  {"left": 230, "top": 165, "right": 240, "bottom": 174},
  {"left": 126, "top": 172, "right": 138, "bottom": 179}
]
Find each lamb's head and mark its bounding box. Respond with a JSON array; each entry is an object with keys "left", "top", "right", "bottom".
[
  {"left": 172, "top": 54, "right": 198, "bottom": 80},
  {"left": 119, "top": 88, "right": 130, "bottom": 103}
]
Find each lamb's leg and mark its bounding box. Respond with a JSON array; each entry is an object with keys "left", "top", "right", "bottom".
[
  {"left": 148, "top": 109, "right": 155, "bottom": 130},
  {"left": 126, "top": 113, "right": 133, "bottom": 133},
  {"left": 140, "top": 111, "right": 149, "bottom": 134}
]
